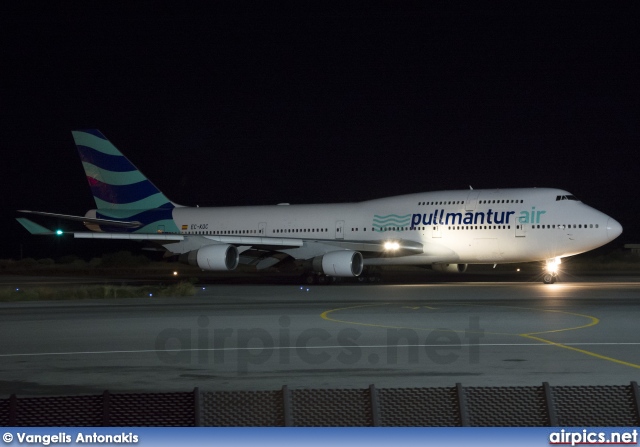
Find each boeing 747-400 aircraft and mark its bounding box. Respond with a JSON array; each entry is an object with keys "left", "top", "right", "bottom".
[{"left": 17, "top": 130, "right": 622, "bottom": 284}]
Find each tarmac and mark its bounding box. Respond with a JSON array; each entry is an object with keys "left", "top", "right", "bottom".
[{"left": 1, "top": 276, "right": 640, "bottom": 396}]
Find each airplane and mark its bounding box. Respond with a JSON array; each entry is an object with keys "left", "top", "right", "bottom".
[{"left": 17, "top": 129, "right": 623, "bottom": 284}]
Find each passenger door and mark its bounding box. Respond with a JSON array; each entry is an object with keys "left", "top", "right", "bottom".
[{"left": 335, "top": 220, "right": 345, "bottom": 240}]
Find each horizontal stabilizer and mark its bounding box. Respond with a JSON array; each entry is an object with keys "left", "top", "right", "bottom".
[
  {"left": 17, "top": 210, "right": 142, "bottom": 228},
  {"left": 16, "top": 218, "right": 54, "bottom": 235}
]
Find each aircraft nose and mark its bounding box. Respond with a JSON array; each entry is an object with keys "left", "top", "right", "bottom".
[{"left": 606, "top": 217, "right": 623, "bottom": 241}]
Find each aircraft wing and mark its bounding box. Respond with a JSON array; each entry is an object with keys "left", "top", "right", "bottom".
[
  {"left": 72, "top": 233, "right": 308, "bottom": 249},
  {"left": 17, "top": 213, "right": 424, "bottom": 271},
  {"left": 150, "top": 234, "right": 422, "bottom": 256},
  {"left": 17, "top": 210, "right": 142, "bottom": 228},
  {"left": 17, "top": 214, "right": 422, "bottom": 254}
]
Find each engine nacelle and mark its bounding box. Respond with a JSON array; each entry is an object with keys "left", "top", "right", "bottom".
[
  {"left": 183, "top": 244, "right": 239, "bottom": 271},
  {"left": 312, "top": 250, "right": 364, "bottom": 277},
  {"left": 431, "top": 263, "right": 468, "bottom": 273}
]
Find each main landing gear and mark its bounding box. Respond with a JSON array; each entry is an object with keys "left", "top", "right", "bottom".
[
  {"left": 302, "top": 267, "right": 381, "bottom": 285},
  {"left": 357, "top": 273, "right": 382, "bottom": 283},
  {"left": 356, "top": 267, "right": 382, "bottom": 283},
  {"left": 303, "top": 273, "right": 339, "bottom": 285}
]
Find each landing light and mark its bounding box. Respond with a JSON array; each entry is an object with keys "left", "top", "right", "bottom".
[
  {"left": 384, "top": 241, "right": 400, "bottom": 251},
  {"left": 173, "top": 271, "right": 178, "bottom": 276},
  {"left": 546, "top": 257, "right": 562, "bottom": 273}
]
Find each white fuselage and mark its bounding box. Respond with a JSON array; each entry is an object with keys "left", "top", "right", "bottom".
[{"left": 169, "top": 188, "right": 621, "bottom": 265}]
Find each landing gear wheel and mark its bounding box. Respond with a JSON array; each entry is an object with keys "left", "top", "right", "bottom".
[
  {"left": 304, "top": 274, "right": 317, "bottom": 285},
  {"left": 317, "top": 275, "right": 329, "bottom": 285},
  {"left": 358, "top": 267, "right": 381, "bottom": 284},
  {"left": 542, "top": 272, "right": 557, "bottom": 284}
]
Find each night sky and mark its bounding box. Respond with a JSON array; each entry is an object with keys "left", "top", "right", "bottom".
[{"left": 2, "top": 2, "right": 639, "bottom": 260}]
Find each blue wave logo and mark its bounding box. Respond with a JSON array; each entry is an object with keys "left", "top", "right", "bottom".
[{"left": 372, "top": 214, "right": 411, "bottom": 232}]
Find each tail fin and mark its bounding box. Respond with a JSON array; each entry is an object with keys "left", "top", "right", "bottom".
[{"left": 72, "top": 129, "right": 174, "bottom": 210}]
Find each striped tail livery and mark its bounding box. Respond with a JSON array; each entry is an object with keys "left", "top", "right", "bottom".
[{"left": 69, "top": 130, "right": 180, "bottom": 234}]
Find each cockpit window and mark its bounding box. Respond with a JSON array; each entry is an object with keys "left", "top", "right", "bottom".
[{"left": 556, "top": 194, "right": 580, "bottom": 201}]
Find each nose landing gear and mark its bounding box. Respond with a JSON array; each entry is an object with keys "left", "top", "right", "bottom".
[{"left": 542, "top": 271, "right": 557, "bottom": 284}]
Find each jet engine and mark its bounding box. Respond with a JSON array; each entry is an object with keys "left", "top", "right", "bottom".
[
  {"left": 431, "top": 263, "right": 468, "bottom": 273},
  {"left": 182, "top": 244, "right": 239, "bottom": 271},
  {"left": 312, "top": 250, "right": 364, "bottom": 277}
]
